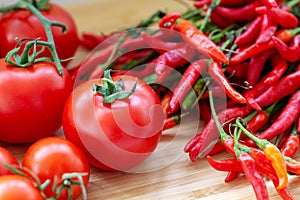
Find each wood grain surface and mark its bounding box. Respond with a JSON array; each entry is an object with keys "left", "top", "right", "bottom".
[{"left": 4, "top": 0, "right": 300, "bottom": 199}]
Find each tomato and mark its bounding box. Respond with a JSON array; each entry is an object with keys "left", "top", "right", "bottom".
[
  {"left": 0, "top": 146, "right": 19, "bottom": 176},
  {"left": 62, "top": 74, "right": 165, "bottom": 171},
  {"left": 0, "top": 3, "right": 79, "bottom": 66},
  {"left": 0, "top": 59, "right": 73, "bottom": 144},
  {"left": 22, "top": 137, "right": 90, "bottom": 200},
  {"left": 0, "top": 175, "right": 43, "bottom": 200}
]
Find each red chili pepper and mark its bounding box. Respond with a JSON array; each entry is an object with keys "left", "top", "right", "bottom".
[
  {"left": 162, "top": 115, "right": 181, "bottom": 130},
  {"left": 141, "top": 32, "right": 185, "bottom": 54},
  {"left": 281, "top": 131, "right": 300, "bottom": 158},
  {"left": 208, "top": 61, "right": 246, "bottom": 104},
  {"left": 247, "top": 49, "right": 275, "bottom": 86},
  {"left": 198, "top": 100, "right": 212, "bottom": 124},
  {"left": 194, "top": 0, "right": 255, "bottom": 7},
  {"left": 168, "top": 59, "right": 208, "bottom": 114},
  {"left": 276, "top": 188, "right": 294, "bottom": 200},
  {"left": 225, "top": 62, "right": 248, "bottom": 79},
  {"left": 255, "top": 71, "right": 300, "bottom": 109},
  {"left": 258, "top": 91, "right": 300, "bottom": 140},
  {"left": 210, "top": 9, "right": 234, "bottom": 29},
  {"left": 214, "top": 1, "right": 262, "bottom": 22},
  {"left": 256, "top": 14, "right": 277, "bottom": 45},
  {"left": 80, "top": 32, "right": 110, "bottom": 50},
  {"left": 206, "top": 156, "right": 244, "bottom": 173},
  {"left": 297, "top": 117, "right": 300, "bottom": 133},
  {"left": 154, "top": 45, "right": 197, "bottom": 83},
  {"left": 224, "top": 171, "right": 239, "bottom": 183},
  {"left": 177, "top": 19, "right": 228, "bottom": 64},
  {"left": 185, "top": 106, "right": 250, "bottom": 161},
  {"left": 200, "top": 85, "right": 226, "bottom": 100},
  {"left": 207, "top": 141, "right": 225, "bottom": 155},
  {"left": 230, "top": 28, "right": 294, "bottom": 65},
  {"left": 256, "top": 6, "right": 299, "bottom": 29},
  {"left": 234, "top": 15, "right": 263, "bottom": 47},
  {"left": 238, "top": 152, "right": 269, "bottom": 200},
  {"left": 272, "top": 34, "right": 300, "bottom": 62},
  {"left": 263, "top": 54, "right": 288, "bottom": 85},
  {"left": 285, "top": 159, "right": 300, "bottom": 175},
  {"left": 159, "top": 13, "right": 182, "bottom": 30},
  {"left": 161, "top": 90, "right": 173, "bottom": 115},
  {"left": 246, "top": 111, "right": 269, "bottom": 133},
  {"left": 261, "top": 0, "right": 278, "bottom": 7}
]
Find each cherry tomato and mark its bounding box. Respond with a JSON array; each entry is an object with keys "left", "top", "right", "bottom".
[
  {"left": 0, "top": 59, "right": 73, "bottom": 144},
  {"left": 62, "top": 74, "right": 165, "bottom": 171},
  {"left": 0, "top": 3, "right": 79, "bottom": 66},
  {"left": 0, "top": 146, "right": 19, "bottom": 176},
  {"left": 22, "top": 137, "right": 90, "bottom": 200},
  {"left": 0, "top": 175, "right": 43, "bottom": 200}
]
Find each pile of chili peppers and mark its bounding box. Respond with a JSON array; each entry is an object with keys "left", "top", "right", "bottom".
[{"left": 71, "top": 0, "right": 300, "bottom": 199}]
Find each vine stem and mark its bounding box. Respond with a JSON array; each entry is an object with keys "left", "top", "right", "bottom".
[{"left": 0, "top": 0, "right": 66, "bottom": 75}]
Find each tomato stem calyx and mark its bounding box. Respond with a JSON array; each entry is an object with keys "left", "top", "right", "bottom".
[{"left": 93, "top": 70, "right": 137, "bottom": 103}]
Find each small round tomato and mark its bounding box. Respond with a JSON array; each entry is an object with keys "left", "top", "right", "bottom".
[
  {"left": 0, "top": 59, "right": 73, "bottom": 144},
  {"left": 0, "top": 175, "right": 43, "bottom": 200},
  {"left": 0, "top": 146, "right": 19, "bottom": 176},
  {"left": 0, "top": 3, "right": 79, "bottom": 65},
  {"left": 22, "top": 137, "right": 90, "bottom": 200},
  {"left": 62, "top": 73, "right": 165, "bottom": 171}
]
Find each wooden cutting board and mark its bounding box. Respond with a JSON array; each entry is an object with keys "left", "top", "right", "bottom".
[{"left": 4, "top": 0, "right": 300, "bottom": 199}]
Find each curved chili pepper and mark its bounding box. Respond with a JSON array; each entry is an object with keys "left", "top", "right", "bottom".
[
  {"left": 207, "top": 141, "right": 225, "bottom": 155},
  {"left": 208, "top": 61, "right": 246, "bottom": 104},
  {"left": 206, "top": 156, "right": 244, "bottom": 172},
  {"left": 285, "top": 159, "right": 300, "bottom": 175},
  {"left": 214, "top": 1, "right": 262, "bottom": 22},
  {"left": 162, "top": 115, "right": 181, "bottom": 130},
  {"left": 210, "top": 9, "right": 234, "bottom": 29},
  {"left": 168, "top": 59, "right": 208, "bottom": 114},
  {"left": 230, "top": 28, "right": 294, "bottom": 64},
  {"left": 177, "top": 19, "right": 228, "bottom": 64},
  {"left": 258, "top": 91, "right": 300, "bottom": 140},
  {"left": 272, "top": 34, "right": 300, "bottom": 62},
  {"left": 246, "top": 111, "right": 269, "bottom": 133},
  {"left": 185, "top": 106, "right": 250, "bottom": 161},
  {"left": 247, "top": 49, "right": 275, "bottom": 86},
  {"left": 281, "top": 131, "right": 300, "bottom": 158},
  {"left": 238, "top": 152, "right": 269, "bottom": 200},
  {"left": 255, "top": 71, "right": 300, "bottom": 109},
  {"left": 140, "top": 32, "right": 184, "bottom": 54},
  {"left": 256, "top": 5, "right": 299, "bottom": 29},
  {"left": 256, "top": 14, "right": 277, "bottom": 45},
  {"left": 234, "top": 15, "right": 263, "bottom": 47},
  {"left": 224, "top": 171, "right": 239, "bottom": 183},
  {"left": 225, "top": 62, "right": 248, "bottom": 79},
  {"left": 159, "top": 12, "right": 182, "bottom": 30},
  {"left": 198, "top": 99, "right": 212, "bottom": 124},
  {"left": 155, "top": 45, "right": 197, "bottom": 83},
  {"left": 263, "top": 54, "right": 288, "bottom": 85},
  {"left": 263, "top": 143, "right": 288, "bottom": 190}
]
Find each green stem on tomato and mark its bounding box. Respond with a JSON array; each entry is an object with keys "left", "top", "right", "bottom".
[{"left": 0, "top": 0, "right": 67, "bottom": 75}]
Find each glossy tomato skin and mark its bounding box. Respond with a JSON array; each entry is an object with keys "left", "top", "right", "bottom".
[
  {"left": 0, "top": 59, "right": 73, "bottom": 144},
  {"left": 0, "top": 175, "right": 43, "bottom": 200},
  {"left": 0, "top": 146, "right": 19, "bottom": 176},
  {"left": 63, "top": 75, "right": 165, "bottom": 171},
  {"left": 22, "top": 137, "right": 90, "bottom": 200},
  {"left": 0, "top": 4, "right": 79, "bottom": 65}
]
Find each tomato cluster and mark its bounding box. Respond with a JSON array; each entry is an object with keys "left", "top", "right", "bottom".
[{"left": 0, "top": 137, "right": 90, "bottom": 200}]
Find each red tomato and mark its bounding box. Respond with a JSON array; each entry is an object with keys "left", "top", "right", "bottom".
[
  {"left": 22, "top": 137, "right": 90, "bottom": 200},
  {"left": 62, "top": 74, "right": 165, "bottom": 171},
  {"left": 0, "top": 3, "right": 79, "bottom": 66},
  {"left": 0, "top": 146, "right": 19, "bottom": 176},
  {"left": 0, "top": 59, "right": 73, "bottom": 144},
  {"left": 0, "top": 175, "right": 43, "bottom": 200}
]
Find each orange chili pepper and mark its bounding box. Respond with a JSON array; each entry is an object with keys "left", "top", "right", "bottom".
[{"left": 263, "top": 143, "right": 288, "bottom": 190}]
